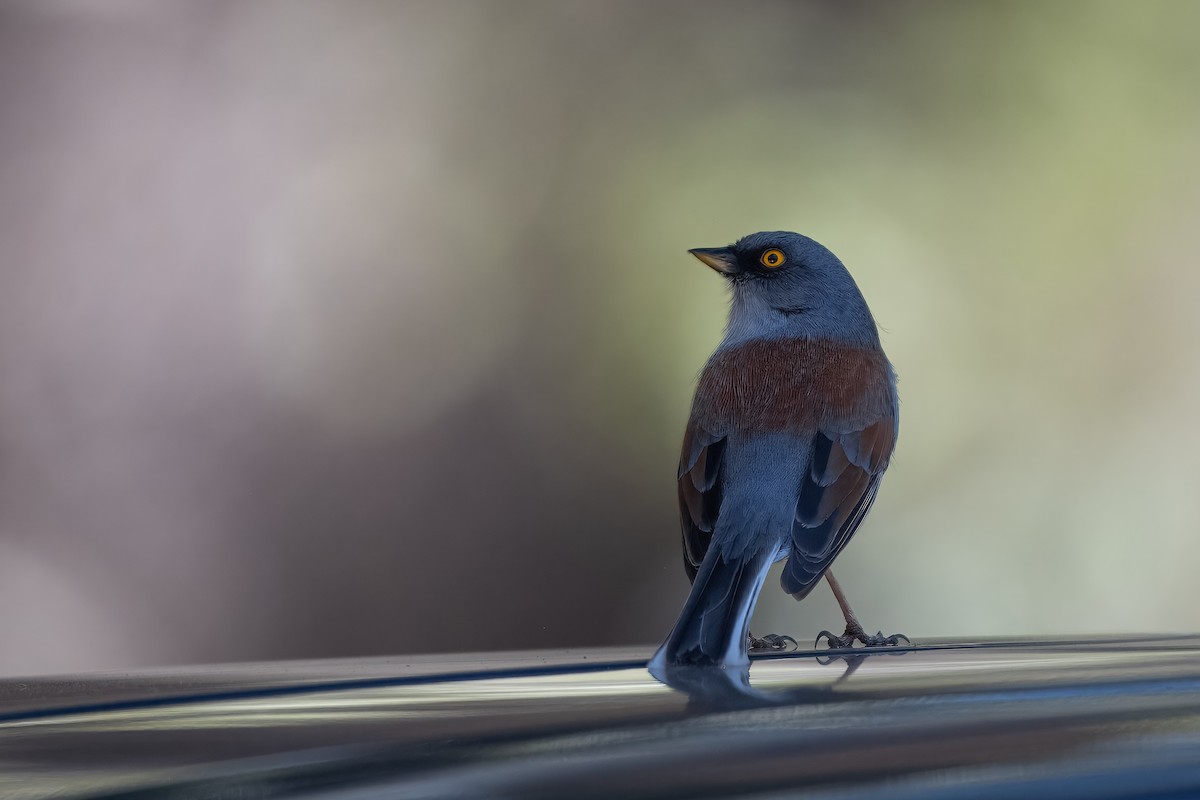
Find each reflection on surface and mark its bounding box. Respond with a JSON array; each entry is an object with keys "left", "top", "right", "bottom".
[
  {"left": 648, "top": 645, "right": 913, "bottom": 709},
  {"left": 4, "top": 637, "right": 1200, "bottom": 798}
]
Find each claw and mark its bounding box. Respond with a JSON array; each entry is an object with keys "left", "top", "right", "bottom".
[
  {"left": 749, "top": 633, "right": 799, "bottom": 652},
  {"left": 860, "top": 631, "right": 911, "bottom": 647},
  {"left": 817, "top": 625, "right": 910, "bottom": 650},
  {"left": 814, "top": 629, "right": 856, "bottom": 650}
]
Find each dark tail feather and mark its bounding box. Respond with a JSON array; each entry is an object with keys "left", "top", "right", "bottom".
[{"left": 649, "top": 544, "right": 780, "bottom": 670}]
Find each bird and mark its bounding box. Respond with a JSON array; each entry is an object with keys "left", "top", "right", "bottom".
[{"left": 649, "top": 231, "right": 905, "bottom": 672}]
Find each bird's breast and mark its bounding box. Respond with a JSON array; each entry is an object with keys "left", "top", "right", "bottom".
[{"left": 692, "top": 337, "right": 893, "bottom": 435}]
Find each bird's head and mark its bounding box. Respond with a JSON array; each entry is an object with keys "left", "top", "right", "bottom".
[{"left": 688, "top": 231, "right": 879, "bottom": 345}]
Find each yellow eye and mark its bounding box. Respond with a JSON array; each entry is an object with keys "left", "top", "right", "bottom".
[{"left": 760, "top": 248, "right": 785, "bottom": 268}]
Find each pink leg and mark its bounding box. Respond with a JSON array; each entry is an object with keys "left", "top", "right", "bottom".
[{"left": 815, "top": 570, "right": 910, "bottom": 649}]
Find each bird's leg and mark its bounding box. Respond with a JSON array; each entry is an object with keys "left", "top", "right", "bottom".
[
  {"left": 814, "top": 570, "right": 910, "bottom": 649},
  {"left": 748, "top": 631, "right": 798, "bottom": 653}
]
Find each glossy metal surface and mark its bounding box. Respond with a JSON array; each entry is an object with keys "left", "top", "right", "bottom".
[{"left": 3, "top": 636, "right": 1200, "bottom": 798}]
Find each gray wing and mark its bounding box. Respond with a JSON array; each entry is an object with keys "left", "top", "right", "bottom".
[
  {"left": 781, "top": 417, "right": 896, "bottom": 600},
  {"left": 677, "top": 419, "right": 725, "bottom": 582}
]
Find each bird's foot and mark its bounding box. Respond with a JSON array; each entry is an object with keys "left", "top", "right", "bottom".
[
  {"left": 748, "top": 633, "right": 798, "bottom": 653},
  {"left": 815, "top": 622, "right": 910, "bottom": 650}
]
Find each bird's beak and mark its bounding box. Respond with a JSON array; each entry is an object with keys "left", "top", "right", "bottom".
[{"left": 688, "top": 247, "right": 738, "bottom": 275}]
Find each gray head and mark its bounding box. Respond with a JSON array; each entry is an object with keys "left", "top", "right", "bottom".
[{"left": 689, "top": 231, "right": 880, "bottom": 348}]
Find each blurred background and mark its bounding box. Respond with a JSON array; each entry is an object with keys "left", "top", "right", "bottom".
[{"left": 0, "top": 0, "right": 1198, "bottom": 677}]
